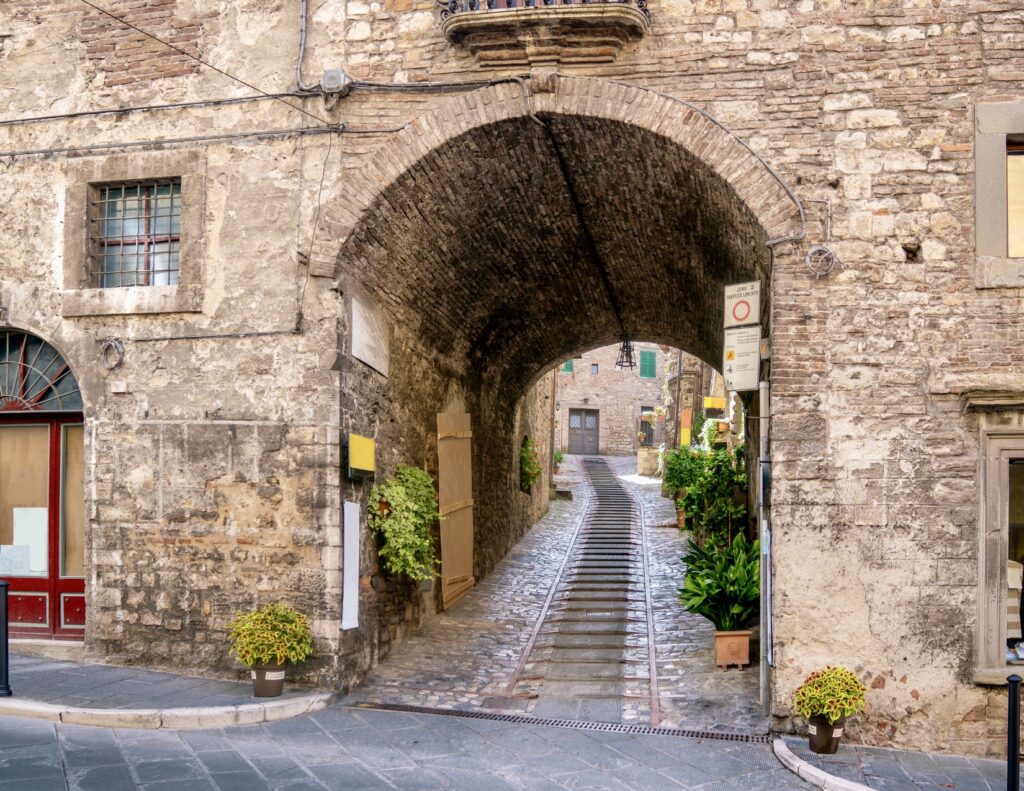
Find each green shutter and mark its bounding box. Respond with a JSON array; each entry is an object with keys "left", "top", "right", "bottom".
[
  {"left": 561, "top": 360, "right": 573, "bottom": 373},
  {"left": 639, "top": 351, "right": 656, "bottom": 378}
]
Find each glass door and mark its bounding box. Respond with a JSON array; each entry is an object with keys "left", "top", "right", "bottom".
[{"left": 0, "top": 417, "right": 85, "bottom": 638}]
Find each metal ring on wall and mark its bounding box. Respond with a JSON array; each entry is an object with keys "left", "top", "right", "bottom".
[{"left": 100, "top": 337, "right": 125, "bottom": 370}]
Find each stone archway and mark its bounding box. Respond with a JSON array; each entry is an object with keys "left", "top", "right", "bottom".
[{"left": 325, "top": 74, "right": 809, "bottom": 707}]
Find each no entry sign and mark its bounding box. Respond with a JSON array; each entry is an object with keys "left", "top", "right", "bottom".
[{"left": 724, "top": 281, "right": 761, "bottom": 328}]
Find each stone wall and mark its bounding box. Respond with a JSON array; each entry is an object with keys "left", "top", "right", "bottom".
[
  {"left": 0, "top": 0, "right": 1022, "bottom": 756},
  {"left": 553, "top": 343, "right": 670, "bottom": 456}
]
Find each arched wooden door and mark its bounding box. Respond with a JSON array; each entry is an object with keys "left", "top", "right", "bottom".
[{"left": 0, "top": 331, "right": 85, "bottom": 640}]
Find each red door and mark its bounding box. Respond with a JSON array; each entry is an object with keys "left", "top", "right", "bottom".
[{"left": 0, "top": 331, "right": 86, "bottom": 640}]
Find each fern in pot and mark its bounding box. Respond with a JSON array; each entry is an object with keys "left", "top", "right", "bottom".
[{"left": 367, "top": 465, "right": 441, "bottom": 590}]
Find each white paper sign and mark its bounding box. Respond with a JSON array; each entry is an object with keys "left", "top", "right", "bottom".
[
  {"left": 0, "top": 545, "right": 31, "bottom": 575},
  {"left": 724, "top": 281, "right": 761, "bottom": 328},
  {"left": 13, "top": 508, "right": 48, "bottom": 574},
  {"left": 351, "top": 294, "right": 390, "bottom": 377},
  {"left": 342, "top": 502, "right": 360, "bottom": 630},
  {"left": 723, "top": 326, "right": 761, "bottom": 392}
]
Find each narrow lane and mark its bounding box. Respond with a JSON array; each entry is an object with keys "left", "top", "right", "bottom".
[{"left": 508, "top": 458, "right": 657, "bottom": 724}]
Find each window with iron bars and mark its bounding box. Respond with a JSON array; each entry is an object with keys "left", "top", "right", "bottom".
[{"left": 89, "top": 180, "right": 181, "bottom": 288}]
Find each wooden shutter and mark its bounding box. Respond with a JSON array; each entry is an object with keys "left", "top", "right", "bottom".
[
  {"left": 640, "top": 350, "right": 656, "bottom": 378},
  {"left": 437, "top": 413, "right": 475, "bottom": 609}
]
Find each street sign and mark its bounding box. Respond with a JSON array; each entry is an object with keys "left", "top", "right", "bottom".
[
  {"left": 723, "top": 326, "right": 761, "bottom": 392},
  {"left": 724, "top": 281, "right": 761, "bottom": 328}
]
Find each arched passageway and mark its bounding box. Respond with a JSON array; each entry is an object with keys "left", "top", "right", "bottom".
[{"left": 324, "top": 76, "right": 803, "bottom": 713}]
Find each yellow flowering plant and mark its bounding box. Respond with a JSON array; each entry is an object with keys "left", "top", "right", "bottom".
[
  {"left": 228, "top": 603, "right": 314, "bottom": 668},
  {"left": 794, "top": 666, "right": 867, "bottom": 725}
]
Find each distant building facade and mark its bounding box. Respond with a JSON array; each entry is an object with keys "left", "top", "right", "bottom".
[{"left": 553, "top": 343, "right": 669, "bottom": 456}]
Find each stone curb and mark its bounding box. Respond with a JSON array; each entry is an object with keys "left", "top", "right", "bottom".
[
  {"left": 0, "top": 690, "right": 343, "bottom": 730},
  {"left": 773, "top": 738, "right": 874, "bottom": 791}
]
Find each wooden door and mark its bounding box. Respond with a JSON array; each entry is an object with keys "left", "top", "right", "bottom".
[
  {"left": 437, "top": 412, "right": 475, "bottom": 609},
  {"left": 568, "top": 408, "right": 599, "bottom": 455}
]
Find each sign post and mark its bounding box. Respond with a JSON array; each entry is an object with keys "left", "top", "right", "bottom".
[{"left": 724, "top": 281, "right": 761, "bottom": 329}]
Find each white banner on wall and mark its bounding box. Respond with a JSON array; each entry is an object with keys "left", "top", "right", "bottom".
[{"left": 342, "top": 502, "right": 360, "bottom": 630}]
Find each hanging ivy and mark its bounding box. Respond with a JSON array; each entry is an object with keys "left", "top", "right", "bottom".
[
  {"left": 367, "top": 466, "right": 441, "bottom": 581},
  {"left": 520, "top": 437, "right": 542, "bottom": 493}
]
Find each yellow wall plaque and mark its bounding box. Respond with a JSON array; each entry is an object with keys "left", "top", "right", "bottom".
[{"left": 348, "top": 433, "right": 376, "bottom": 477}]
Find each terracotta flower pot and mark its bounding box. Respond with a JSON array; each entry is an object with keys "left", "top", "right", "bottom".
[
  {"left": 676, "top": 508, "right": 686, "bottom": 529},
  {"left": 251, "top": 662, "right": 286, "bottom": 697},
  {"left": 808, "top": 714, "right": 846, "bottom": 754},
  {"left": 714, "top": 629, "right": 751, "bottom": 670}
]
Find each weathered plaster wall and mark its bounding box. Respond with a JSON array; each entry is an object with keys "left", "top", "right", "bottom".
[{"left": 0, "top": 0, "right": 1022, "bottom": 756}]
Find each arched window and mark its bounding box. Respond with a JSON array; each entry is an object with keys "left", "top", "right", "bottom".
[{"left": 0, "top": 331, "right": 83, "bottom": 412}]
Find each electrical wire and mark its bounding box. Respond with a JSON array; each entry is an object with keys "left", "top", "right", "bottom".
[
  {"left": 0, "top": 125, "right": 339, "bottom": 160},
  {"left": 76, "top": 0, "right": 334, "bottom": 127},
  {"left": 0, "top": 94, "right": 300, "bottom": 129}
]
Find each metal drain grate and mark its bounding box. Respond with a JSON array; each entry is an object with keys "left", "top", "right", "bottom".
[{"left": 350, "top": 701, "right": 771, "bottom": 743}]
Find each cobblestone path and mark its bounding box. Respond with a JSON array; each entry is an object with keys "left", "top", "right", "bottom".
[
  {"left": 350, "top": 455, "right": 767, "bottom": 736},
  {"left": 509, "top": 458, "right": 654, "bottom": 724}
]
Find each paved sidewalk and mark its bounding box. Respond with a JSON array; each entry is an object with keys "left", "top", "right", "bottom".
[
  {"left": 0, "top": 707, "right": 810, "bottom": 790},
  {"left": 3, "top": 653, "right": 337, "bottom": 729},
  {"left": 779, "top": 735, "right": 1020, "bottom": 791}
]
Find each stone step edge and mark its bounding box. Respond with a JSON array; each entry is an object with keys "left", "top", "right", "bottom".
[
  {"left": 0, "top": 690, "right": 343, "bottom": 730},
  {"left": 772, "top": 738, "right": 873, "bottom": 791}
]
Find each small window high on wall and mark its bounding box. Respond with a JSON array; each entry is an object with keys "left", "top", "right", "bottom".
[{"left": 1009, "top": 138, "right": 1024, "bottom": 258}]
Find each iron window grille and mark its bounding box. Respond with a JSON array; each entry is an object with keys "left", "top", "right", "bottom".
[{"left": 88, "top": 179, "right": 181, "bottom": 288}]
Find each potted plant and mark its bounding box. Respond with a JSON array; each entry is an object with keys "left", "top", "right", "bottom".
[
  {"left": 368, "top": 465, "right": 441, "bottom": 589},
  {"left": 553, "top": 449, "right": 564, "bottom": 473},
  {"left": 228, "top": 603, "right": 314, "bottom": 697},
  {"left": 678, "top": 532, "right": 759, "bottom": 670},
  {"left": 794, "top": 666, "right": 867, "bottom": 754}
]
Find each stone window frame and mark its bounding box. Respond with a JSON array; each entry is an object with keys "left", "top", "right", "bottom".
[
  {"left": 975, "top": 100, "right": 1024, "bottom": 289},
  {"left": 972, "top": 395, "right": 1024, "bottom": 685},
  {"left": 61, "top": 150, "right": 205, "bottom": 317}
]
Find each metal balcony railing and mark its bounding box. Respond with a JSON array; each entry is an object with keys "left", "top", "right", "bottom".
[{"left": 439, "top": 0, "right": 648, "bottom": 22}]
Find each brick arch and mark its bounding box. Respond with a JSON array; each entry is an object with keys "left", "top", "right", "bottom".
[{"left": 314, "top": 75, "right": 803, "bottom": 273}]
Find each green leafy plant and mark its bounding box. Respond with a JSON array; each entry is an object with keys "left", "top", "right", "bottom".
[
  {"left": 691, "top": 413, "right": 707, "bottom": 449},
  {"left": 553, "top": 449, "right": 565, "bottom": 467},
  {"left": 794, "top": 666, "right": 867, "bottom": 725},
  {"left": 663, "top": 446, "right": 705, "bottom": 499},
  {"left": 228, "top": 603, "right": 314, "bottom": 668},
  {"left": 520, "top": 438, "right": 542, "bottom": 493},
  {"left": 675, "top": 447, "right": 747, "bottom": 546},
  {"left": 678, "top": 532, "right": 760, "bottom": 632},
  {"left": 368, "top": 465, "right": 440, "bottom": 581}
]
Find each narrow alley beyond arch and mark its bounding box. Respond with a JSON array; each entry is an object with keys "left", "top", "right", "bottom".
[{"left": 347, "top": 456, "right": 764, "bottom": 735}]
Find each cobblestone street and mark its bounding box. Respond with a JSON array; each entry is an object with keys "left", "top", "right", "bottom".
[{"left": 349, "top": 455, "right": 766, "bottom": 735}]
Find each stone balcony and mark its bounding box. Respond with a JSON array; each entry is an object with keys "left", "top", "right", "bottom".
[{"left": 439, "top": 0, "right": 650, "bottom": 67}]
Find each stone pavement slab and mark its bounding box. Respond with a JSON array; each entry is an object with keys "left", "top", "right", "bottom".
[
  {"left": 2, "top": 652, "right": 338, "bottom": 729},
  {"left": 0, "top": 708, "right": 812, "bottom": 790},
  {"left": 777, "top": 735, "right": 1020, "bottom": 791}
]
